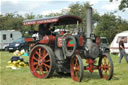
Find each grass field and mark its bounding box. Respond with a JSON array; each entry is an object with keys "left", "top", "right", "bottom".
[{"left": 0, "top": 51, "right": 128, "bottom": 85}]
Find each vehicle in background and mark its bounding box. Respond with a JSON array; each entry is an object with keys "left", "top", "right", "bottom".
[
  {"left": 0, "top": 30, "right": 22, "bottom": 50},
  {"left": 100, "top": 37, "right": 109, "bottom": 53},
  {"left": 8, "top": 38, "right": 28, "bottom": 52},
  {"left": 110, "top": 31, "right": 128, "bottom": 54}
]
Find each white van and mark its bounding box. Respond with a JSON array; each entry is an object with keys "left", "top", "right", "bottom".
[
  {"left": 0, "top": 30, "right": 22, "bottom": 50},
  {"left": 110, "top": 31, "right": 128, "bottom": 54}
]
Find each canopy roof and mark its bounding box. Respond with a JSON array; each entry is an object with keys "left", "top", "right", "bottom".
[{"left": 23, "top": 15, "right": 82, "bottom": 26}]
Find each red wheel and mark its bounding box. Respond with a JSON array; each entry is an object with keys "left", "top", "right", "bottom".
[
  {"left": 98, "top": 53, "right": 113, "bottom": 80},
  {"left": 70, "top": 55, "right": 84, "bottom": 82},
  {"left": 29, "top": 45, "right": 55, "bottom": 78}
]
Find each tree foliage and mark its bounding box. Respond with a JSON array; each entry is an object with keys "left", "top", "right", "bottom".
[
  {"left": 94, "top": 13, "right": 128, "bottom": 43},
  {"left": 68, "top": 2, "right": 100, "bottom": 31},
  {"left": 110, "top": 0, "right": 128, "bottom": 11},
  {"left": 0, "top": 2, "right": 128, "bottom": 42},
  {"left": 0, "top": 13, "right": 23, "bottom": 31}
]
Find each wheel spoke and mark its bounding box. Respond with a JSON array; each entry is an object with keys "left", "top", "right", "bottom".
[
  {"left": 108, "top": 69, "right": 111, "bottom": 74},
  {"left": 35, "top": 65, "right": 39, "bottom": 71},
  {"left": 107, "top": 62, "right": 111, "bottom": 68},
  {"left": 33, "top": 62, "right": 38, "bottom": 65},
  {"left": 104, "top": 57, "right": 107, "bottom": 65},
  {"left": 75, "top": 66, "right": 80, "bottom": 71},
  {"left": 38, "top": 48, "right": 41, "bottom": 58},
  {"left": 36, "top": 51, "right": 40, "bottom": 58},
  {"left": 33, "top": 56, "right": 38, "bottom": 61},
  {"left": 45, "top": 66, "right": 49, "bottom": 73},
  {"left": 42, "top": 53, "right": 48, "bottom": 60},
  {"left": 103, "top": 70, "right": 108, "bottom": 79},
  {"left": 43, "top": 63, "right": 50, "bottom": 68},
  {"left": 39, "top": 66, "right": 43, "bottom": 75},
  {"left": 75, "top": 71, "right": 79, "bottom": 80},
  {"left": 75, "top": 57, "right": 78, "bottom": 66},
  {"left": 43, "top": 49, "right": 46, "bottom": 56},
  {"left": 45, "top": 59, "right": 50, "bottom": 63}
]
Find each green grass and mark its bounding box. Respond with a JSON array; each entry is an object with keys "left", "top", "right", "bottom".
[{"left": 0, "top": 51, "right": 128, "bottom": 85}]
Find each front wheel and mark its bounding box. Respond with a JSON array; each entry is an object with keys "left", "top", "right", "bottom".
[
  {"left": 70, "top": 55, "right": 84, "bottom": 82},
  {"left": 98, "top": 53, "right": 113, "bottom": 80}
]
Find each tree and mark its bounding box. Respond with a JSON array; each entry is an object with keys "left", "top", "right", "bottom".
[
  {"left": 23, "top": 13, "right": 36, "bottom": 37},
  {"left": 110, "top": 0, "right": 128, "bottom": 11},
  {"left": 0, "top": 13, "right": 23, "bottom": 31},
  {"left": 94, "top": 13, "right": 128, "bottom": 43},
  {"left": 68, "top": 2, "right": 100, "bottom": 31},
  {"left": 45, "top": 12, "right": 62, "bottom": 17}
]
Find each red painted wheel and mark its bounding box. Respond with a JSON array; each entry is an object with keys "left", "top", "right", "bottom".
[
  {"left": 98, "top": 53, "right": 113, "bottom": 80},
  {"left": 70, "top": 55, "right": 84, "bottom": 82},
  {"left": 29, "top": 45, "right": 55, "bottom": 78}
]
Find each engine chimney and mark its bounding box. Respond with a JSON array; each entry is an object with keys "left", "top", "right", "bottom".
[
  {"left": 84, "top": 7, "right": 99, "bottom": 59},
  {"left": 86, "top": 7, "right": 92, "bottom": 38}
]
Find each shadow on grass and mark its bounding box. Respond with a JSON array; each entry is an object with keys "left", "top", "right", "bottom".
[
  {"left": 112, "top": 73, "right": 120, "bottom": 80},
  {"left": 52, "top": 71, "right": 102, "bottom": 81},
  {"left": 52, "top": 71, "right": 120, "bottom": 82},
  {"left": 82, "top": 72, "right": 120, "bottom": 82},
  {"left": 82, "top": 72, "right": 101, "bottom": 82},
  {"left": 52, "top": 72, "right": 71, "bottom": 78},
  {"left": 112, "top": 76, "right": 119, "bottom": 80}
]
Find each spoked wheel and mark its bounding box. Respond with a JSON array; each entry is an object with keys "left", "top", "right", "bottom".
[
  {"left": 70, "top": 55, "right": 84, "bottom": 82},
  {"left": 29, "top": 45, "right": 55, "bottom": 78},
  {"left": 98, "top": 53, "right": 113, "bottom": 80}
]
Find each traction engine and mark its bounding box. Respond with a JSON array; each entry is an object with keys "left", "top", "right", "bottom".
[{"left": 24, "top": 7, "right": 113, "bottom": 82}]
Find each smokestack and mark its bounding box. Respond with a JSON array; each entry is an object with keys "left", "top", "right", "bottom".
[
  {"left": 86, "top": 7, "right": 92, "bottom": 38},
  {"left": 85, "top": 7, "right": 100, "bottom": 58}
]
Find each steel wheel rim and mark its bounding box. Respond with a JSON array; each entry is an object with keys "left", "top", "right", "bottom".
[
  {"left": 71, "top": 55, "right": 81, "bottom": 82},
  {"left": 99, "top": 55, "right": 111, "bottom": 79},
  {"left": 30, "top": 46, "right": 51, "bottom": 78}
]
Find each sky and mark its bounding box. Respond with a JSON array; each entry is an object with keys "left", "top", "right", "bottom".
[{"left": 0, "top": 0, "right": 128, "bottom": 21}]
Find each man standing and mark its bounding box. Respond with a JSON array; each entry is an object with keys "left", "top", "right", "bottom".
[{"left": 119, "top": 37, "right": 128, "bottom": 64}]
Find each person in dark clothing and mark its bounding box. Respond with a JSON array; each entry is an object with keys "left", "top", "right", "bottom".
[
  {"left": 38, "top": 23, "right": 51, "bottom": 39},
  {"left": 119, "top": 37, "right": 128, "bottom": 64}
]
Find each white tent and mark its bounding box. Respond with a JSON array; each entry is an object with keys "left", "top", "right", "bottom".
[{"left": 110, "top": 31, "right": 128, "bottom": 54}]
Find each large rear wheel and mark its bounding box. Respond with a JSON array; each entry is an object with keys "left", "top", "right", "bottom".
[
  {"left": 29, "top": 45, "right": 55, "bottom": 78},
  {"left": 70, "top": 55, "right": 84, "bottom": 82},
  {"left": 98, "top": 53, "right": 113, "bottom": 80}
]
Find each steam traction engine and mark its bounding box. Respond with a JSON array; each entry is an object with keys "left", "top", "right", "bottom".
[{"left": 24, "top": 7, "right": 113, "bottom": 82}]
